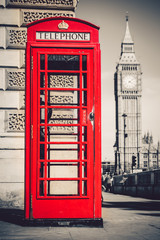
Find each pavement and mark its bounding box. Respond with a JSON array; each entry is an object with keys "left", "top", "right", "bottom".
[{"left": 0, "top": 192, "right": 160, "bottom": 240}]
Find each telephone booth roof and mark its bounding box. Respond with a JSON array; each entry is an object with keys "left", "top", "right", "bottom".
[{"left": 27, "top": 17, "right": 100, "bottom": 43}]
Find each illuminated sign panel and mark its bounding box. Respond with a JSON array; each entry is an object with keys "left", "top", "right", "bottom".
[{"left": 36, "top": 32, "right": 90, "bottom": 41}]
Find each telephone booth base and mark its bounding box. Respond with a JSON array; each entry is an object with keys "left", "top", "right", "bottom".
[{"left": 23, "top": 218, "right": 103, "bottom": 227}]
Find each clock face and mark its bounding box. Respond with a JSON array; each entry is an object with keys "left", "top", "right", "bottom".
[{"left": 123, "top": 75, "right": 137, "bottom": 89}]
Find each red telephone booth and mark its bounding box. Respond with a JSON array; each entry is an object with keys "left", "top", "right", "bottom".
[{"left": 25, "top": 17, "right": 102, "bottom": 224}]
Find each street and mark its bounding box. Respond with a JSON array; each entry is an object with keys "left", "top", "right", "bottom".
[
  {"left": 102, "top": 192, "right": 160, "bottom": 240},
  {"left": 0, "top": 192, "right": 160, "bottom": 240}
]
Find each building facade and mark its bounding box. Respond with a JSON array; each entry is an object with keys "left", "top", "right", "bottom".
[
  {"left": 141, "top": 133, "right": 160, "bottom": 170},
  {"left": 0, "top": 0, "right": 79, "bottom": 208},
  {"left": 102, "top": 161, "right": 115, "bottom": 175},
  {"left": 114, "top": 16, "right": 142, "bottom": 173}
]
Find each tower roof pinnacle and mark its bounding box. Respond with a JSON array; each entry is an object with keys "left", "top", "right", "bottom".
[
  {"left": 123, "top": 13, "right": 133, "bottom": 44},
  {"left": 118, "top": 13, "right": 139, "bottom": 64},
  {"left": 126, "top": 11, "right": 129, "bottom": 22}
]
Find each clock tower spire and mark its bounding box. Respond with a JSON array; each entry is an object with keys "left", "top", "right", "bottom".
[
  {"left": 123, "top": 13, "right": 133, "bottom": 45},
  {"left": 120, "top": 14, "right": 138, "bottom": 64},
  {"left": 114, "top": 14, "right": 142, "bottom": 173}
]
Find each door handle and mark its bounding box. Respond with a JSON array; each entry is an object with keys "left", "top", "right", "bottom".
[{"left": 89, "top": 112, "right": 94, "bottom": 121}]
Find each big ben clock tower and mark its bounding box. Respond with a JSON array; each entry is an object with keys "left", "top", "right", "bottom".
[{"left": 114, "top": 15, "right": 142, "bottom": 173}]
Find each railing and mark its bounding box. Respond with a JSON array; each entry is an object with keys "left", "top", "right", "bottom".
[{"left": 112, "top": 169, "right": 160, "bottom": 199}]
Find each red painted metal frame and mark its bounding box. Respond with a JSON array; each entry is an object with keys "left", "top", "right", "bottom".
[{"left": 25, "top": 17, "right": 101, "bottom": 220}]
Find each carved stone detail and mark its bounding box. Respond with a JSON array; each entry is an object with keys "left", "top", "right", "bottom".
[
  {"left": 49, "top": 75, "right": 74, "bottom": 88},
  {"left": 7, "top": 0, "right": 77, "bottom": 8},
  {"left": 6, "top": 111, "right": 25, "bottom": 132},
  {"left": 49, "top": 111, "right": 73, "bottom": 133},
  {"left": 6, "top": 28, "right": 27, "bottom": 49},
  {"left": 6, "top": 69, "right": 25, "bottom": 90},
  {"left": 21, "top": 9, "right": 74, "bottom": 26},
  {"left": 50, "top": 95, "right": 73, "bottom": 104}
]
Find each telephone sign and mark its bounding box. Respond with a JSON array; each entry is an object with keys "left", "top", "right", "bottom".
[
  {"left": 36, "top": 32, "right": 90, "bottom": 41},
  {"left": 25, "top": 17, "right": 101, "bottom": 223}
]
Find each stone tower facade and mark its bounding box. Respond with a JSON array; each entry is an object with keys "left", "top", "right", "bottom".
[
  {"left": 0, "top": 0, "right": 79, "bottom": 208},
  {"left": 114, "top": 15, "right": 142, "bottom": 173},
  {"left": 141, "top": 133, "right": 160, "bottom": 170}
]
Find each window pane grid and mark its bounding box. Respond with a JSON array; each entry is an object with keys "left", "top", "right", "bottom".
[{"left": 38, "top": 53, "right": 89, "bottom": 198}]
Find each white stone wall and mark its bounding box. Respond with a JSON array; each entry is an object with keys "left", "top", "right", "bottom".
[{"left": 0, "top": 0, "right": 78, "bottom": 208}]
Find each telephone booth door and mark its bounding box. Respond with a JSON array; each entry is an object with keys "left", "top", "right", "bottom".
[{"left": 25, "top": 17, "right": 101, "bottom": 220}]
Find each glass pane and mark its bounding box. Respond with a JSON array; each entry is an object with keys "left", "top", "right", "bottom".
[
  {"left": 40, "top": 144, "right": 45, "bottom": 159},
  {"left": 40, "top": 72, "right": 45, "bottom": 88},
  {"left": 47, "top": 126, "right": 79, "bottom": 142},
  {"left": 82, "top": 126, "right": 87, "bottom": 142},
  {"left": 39, "top": 109, "right": 79, "bottom": 130},
  {"left": 47, "top": 162, "right": 78, "bottom": 178},
  {"left": 48, "top": 90, "right": 79, "bottom": 106},
  {"left": 40, "top": 54, "right": 45, "bottom": 70},
  {"left": 82, "top": 144, "right": 87, "bottom": 160},
  {"left": 47, "top": 144, "right": 87, "bottom": 160},
  {"left": 47, "top": 108, "right": 79, "bottom": 125},
  {"left": 82, "top": 180, "right": 87, "bottom": 196},
  {"left": 40, "top": 90, "right": 45, "bottom": 105},
  {"left": 47, "top": 181, "right": 78, "bottom": 196},
  {"left": 82, "top": 91, "right": 87, "bottom": 106},
  {"left": 82, "top": 55, "right": 87, "bottom": 71},
  {"left": 39, "top": 162, "right": 45, "bottom": 178},
  {"left": 40, "top": 108, "right": 45, "bottom": 123},
  {"left": 82, "top": 162, "right": 87, "bottom": 178},
  {"left": 82, "top": 73, "right": 87, "bottom": 88},
  {"left": 48, "top": 55, "right": 80, "bottom": 70},
  {"left": 48, "top": 74, "right": 79, "bottom": 88},
  {"left": 39, "top": 181, "right": 44, "bottom": 196},
  {"left": 47, "top": 144, "right": 79, "bottom": 160},
  {"left": 40, "top": 126, "right": 45, "bottom": 142}
]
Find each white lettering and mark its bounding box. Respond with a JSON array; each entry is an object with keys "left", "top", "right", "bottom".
[{"left": 36, "top": 32, "right": 90, "bottom": 41}]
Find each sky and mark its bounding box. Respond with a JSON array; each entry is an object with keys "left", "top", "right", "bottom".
[{"left": 76, "top": 0, "right": 160, "bottom": 161}]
